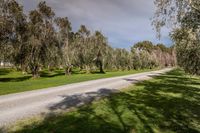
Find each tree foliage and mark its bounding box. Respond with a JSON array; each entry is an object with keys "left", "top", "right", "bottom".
[
  {"left": 153, "top": 0, "right": 200, "bottom": 75},
  {"left": 0, "top": 0, "right": 176, "bottom": 78},
  {"left": 131, "top": 41, "right": 176, "bottom": 69}
]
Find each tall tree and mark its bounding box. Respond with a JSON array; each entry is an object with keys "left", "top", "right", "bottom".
[
  {"left": 26, "top": 1, "right": 55, "bottom": 78},
  {"left": 93, "top": 31, "right": 108, "bottom": 73},
  {"left": 0, "top": 0, "right": 27, "bottom": 68},
  {"left": 153, "top": 0, "right": 200, "bottom": 75},
  {"left": 77, "top": 25, "right": 93, "bottom": 73},
  {"left": 55, "top": 17, "right": 74, "bottom": 75}
]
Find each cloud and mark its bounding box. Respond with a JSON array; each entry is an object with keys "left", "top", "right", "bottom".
[{"left": 17, "top": 0, "right": 172, "bottom": 48}]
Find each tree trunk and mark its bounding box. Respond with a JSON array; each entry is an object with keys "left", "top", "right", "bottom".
[
  {"left": 85, "top": 65, "right": 91, "bottom": 74},
  {"left": 65, "top": 65, "right": 72, "bottom": 76},
  {"left": 99, "top": 61, "right": 104, "bottom": 73},
  {"left": 96, "top": 50, "right": 104, "bottom": 73},
  {"left": 48, "top": 64, "right": 53, "bottom": 72},
  {"left": 21, "top": 63, "right": 28, "bottom": 75},
  {"left": 31, "top": 65, "right": 39, "bottom": 78}
]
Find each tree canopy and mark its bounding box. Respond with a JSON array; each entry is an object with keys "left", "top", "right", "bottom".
[
  {"left": 153, "top": 0, "right": 200, "bottom": 75},
  {"left": 0, "top": 0, "right": 176, "bottom": 78}
]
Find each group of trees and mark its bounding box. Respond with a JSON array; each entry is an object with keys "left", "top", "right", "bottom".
[
  {"left": 153, "top": 0, "right": 200, "bottom": 75},
  {"left": 131, "top": 41, "right": 176, "bottom": 69},
  {"left": 0, "top": 0, "right": 176, "bottom": 78}
]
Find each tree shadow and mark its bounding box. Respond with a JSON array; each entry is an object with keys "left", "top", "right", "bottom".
[
  {"left": 12, "top": 69, "right": 200, "bottom": 133},
  {"left": 39, "top": 70, "right": 65, "bottom": 78},
  {"left": 91, "top": 71, "right": 106, "bottom": 74},
  {"left": 123, "top": 78, "right": 140, "bottom": 84},
  {"left": 71, "top": 70, "right": 86, "bottom": 74},
  {"left": 0, "top": 76, "right": 32, "bottom": 82},
  {"left": 0, "top": 68, "right": 11, "bottom": 76},
  {"left": 0, "top": 71, "right": 64, "bottom": 82},
  {"left": 13, "top": 89, "right": 131, "bottom": 133},
  {"left": 49, "top": 88, "right": 119, "bottom": 111}
]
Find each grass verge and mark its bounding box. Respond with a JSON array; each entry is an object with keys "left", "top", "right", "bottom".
[
  {"left": 0, "top": 68, "right": 157, "bottom": 96},
  {"left": 7, "top": 69, "right": 200, "bottom": 133}
]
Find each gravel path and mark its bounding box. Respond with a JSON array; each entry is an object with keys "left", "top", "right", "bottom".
[{"left": 0, "top": 68, "right": 172, "bottom": 127}]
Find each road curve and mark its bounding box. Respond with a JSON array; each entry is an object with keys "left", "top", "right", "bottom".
[{"left": 0, "top": 68, "right": 172, "bottom": 127}]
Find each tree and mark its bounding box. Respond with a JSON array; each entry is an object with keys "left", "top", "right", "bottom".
[
  {"left": 0, "top": 0, "right": 27, "bottom": 68},
  {"left": 92, "top": 31, "right": 108, "bottom": 73},
  {"left": 171, "top": 28, "right": 200, "bottom": 74},
  {"left": 132, "top": 41, "right": 157, "bottom": 69},
  {"left": 1, "top": 0, "right": 177, "bottom": 77},
  {"left": 77, "top": 25, "right": 93, "bottom": 73},
  {"left": 131, "top": 48, "right": 141, "bottom": 69},
  {"left": 55, "top": 17, "right": 75, "bottom": 75},
  {"left": 113, "top": 48, "right": 131, "bottom": 70},
  {"left": 134, "top": 41, "right": 154, "bottom": 52},
  {"left": 26, "top": 1, "right": 55, "bottom": 78},
  {"left": 153, "top": 0, "right": 200, "bottom": 75},
  {"left": 131, "top": 41, "right": 175, "bottom": 69}
]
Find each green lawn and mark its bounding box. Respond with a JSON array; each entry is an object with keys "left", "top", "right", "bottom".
[
  {"left": 8, "top": 69, "right": 200, "bottom": 133},
  {"left": 0, "top": 68, "right": 156, "bottom": 96}
]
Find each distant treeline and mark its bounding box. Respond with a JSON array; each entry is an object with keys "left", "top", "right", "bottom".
[{"left": 0, "top": 0, "right": 176, "bottom": 78}]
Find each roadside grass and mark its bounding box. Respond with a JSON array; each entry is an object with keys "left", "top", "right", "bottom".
[
  {"left": 0, "top": 68, "right": 157, "bottom": 96},
  {"left": 9, "top": 69, "right": 200, "bottom": 133}
]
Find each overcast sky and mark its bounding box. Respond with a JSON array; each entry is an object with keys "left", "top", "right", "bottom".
[{"left": 17, "top": 0, "right": 172, "bottom": 48}]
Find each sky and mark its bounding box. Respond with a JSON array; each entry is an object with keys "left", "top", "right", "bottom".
[{"left": 17, "top": 0, "right": 172, "bottom": 48}]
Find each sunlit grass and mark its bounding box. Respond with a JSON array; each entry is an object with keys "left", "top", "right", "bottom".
[
  {"left": 8, "top": 69, "right": 200, "bottom": 133},
  {"left": 0, "top": 68, "right": 157, "bottom": 95}
]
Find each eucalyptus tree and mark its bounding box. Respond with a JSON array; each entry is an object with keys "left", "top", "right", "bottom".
[
  {"left": 27, "top": 9, "right": 43, "bottom": 77},
  {"left": 134, "top": 41, "right": 154, "bottom": 52},
  {"left": 0, "top": 0, "right": 178, "bottom": 75},
  {"left": 153, "top": 0, "right": 200, "bottom": 33},
  {"left": 154, "top": 44, "right": 176, "bottom": 67},
  {"left": 0, "top": 0, "right": 12, "bottom": 66},
  {"left": 114, "top": 48, "right": 131, "bottom": 70},
  {"left": 0, "top": 0, "right": 27, "bottom": 68},
  {"left": 131, "top": 48, "right": 142, "bottom": 70},
  {"left": 92, "top": 31, "right": 109, "bottom": 73},
  {"left": 38, "top": 1, "right": 57, "bottom": 70},
  {"left": 71, "top": 32, "right": 84, "bottom": 69},
  {"left": 25, "top": 1, "right": 56, "bottom": 78},
  {"left": 153, "top": 0, "right": 200, "bottom": 74},
  {"left": 131, "top": 41, "right": 175, "bottom": 69},
  {"left": 10, "top": 1, "right": 29, "bottom": 71},
  {"left": 171, "top": 28, "right": 200, "bottom": 74},
  {"left": 77, "top": 25, "right": 93, "bottom": 73},
  {"left": 103, "top": 45, "right": 116, "bottom": 70},
  {"left": 133, "top": 41, "right": 157, "bottom": 68},
  {"left": 55, "top": 17, "right": 76, "bottom": 75}
]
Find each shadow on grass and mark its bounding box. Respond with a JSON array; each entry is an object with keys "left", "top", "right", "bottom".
[
  {"left": 91, "top": 71, "right": 106, "bottom": 74},
  {"left": 0, "top": 70, "right": 65, "bottom": 82},
  {"left": 0, "top": 76, "right": 32, "bottom": 82},
  {"left": 0, "top": 68, "right": 11, "bottom": 75},
  {"left": 49, "top": 89, "right": 118, "bottom": 111},
  {"left": 39, "top": 70, "right": 65, "bottom": 78},
  {"left": 12, "top": 69, "right": 200, "bottom": 133},
  {"left": 123, "top": 78, "right": 140, "bottom": 84}
]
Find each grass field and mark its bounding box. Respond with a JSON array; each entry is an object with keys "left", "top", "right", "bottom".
[
  {"left": 7, "top": 69, "right": 200, "bottom": 133},
  {"left": 0, "top": 68, "right": 156, "bottom": 96}
]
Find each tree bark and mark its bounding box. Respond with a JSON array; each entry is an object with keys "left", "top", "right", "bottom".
[
  {"left": 98, "top": 60, "right": 104, "bottom": 73},
  {"left": 31, "top": 65, "right": 40, "bottom": 78},
  {"left": 85, "top": 65, "right": 91, "bottom": 74},
  {"left": 96, "top": 50, "right": 105, "bottom": 73},
  {"left": 65, "top": 65, "right": 72, "bottom": 76}
]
